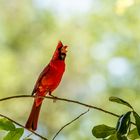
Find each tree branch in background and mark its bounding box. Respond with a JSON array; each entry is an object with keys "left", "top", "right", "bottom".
[{"left": 52, "top": 108, "right": 90, "bottom": 140}]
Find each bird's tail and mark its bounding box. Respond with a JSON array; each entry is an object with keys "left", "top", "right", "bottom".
[{"left": 25, "top": 100, "right": 42, "bottom": 131}]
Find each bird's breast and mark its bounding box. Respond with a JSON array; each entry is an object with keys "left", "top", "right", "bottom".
[{"left": 40, "top": 60, "right": 65, "bottom": 92}]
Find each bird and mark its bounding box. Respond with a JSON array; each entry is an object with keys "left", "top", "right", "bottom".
[{"left": 25, "top": 41, "right": 68, "bottom": 131}]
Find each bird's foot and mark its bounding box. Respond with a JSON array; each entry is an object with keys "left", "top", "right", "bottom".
[{"left": 49, "top": 94, "right": 57, "bottom": 103}]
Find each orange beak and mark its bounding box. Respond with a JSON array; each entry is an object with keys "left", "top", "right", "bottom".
[{"left": 61, "top": 46, "right": 68, "bottom": 54}]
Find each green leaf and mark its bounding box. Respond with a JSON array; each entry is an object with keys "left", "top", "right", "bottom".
[
  {"left": 121, "top": 136, "right": 128, "bottom": 140},
  {"left": 116, "top": 111, "right": 131, "bottom": 135},
  {"left": 3, "top": 128, "right": 24, "bottom": 140},
  {"left": 105, "top": 134, "right": 118, "bottom": 140},
  {"left": 109, "top": 96, "right": 133, "bottom": 109},
  {"left": 133, "top": 111, "right": 140, "bottom": 135},
  {"left": 0, "top": 118, "right": 15, "bottom": 131},
  {"left": 117, "top": 133, "right": 128, "bottom": 140},
  {"left": 104, "top": 133, "right": 128, "bottom": 140},
  {"left": 92, "top": 124, "right": 116, "bottom": 138},
  {"left": 128, "top": 128, "right": 140, "bottom": 140}
]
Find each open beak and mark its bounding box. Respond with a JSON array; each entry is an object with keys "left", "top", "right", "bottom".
[{"left": 61, "top": 46, "right": 68, "bottom": 54}]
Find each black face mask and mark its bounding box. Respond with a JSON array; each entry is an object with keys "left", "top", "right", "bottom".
[{"left": 59, "top": 52, "right": 66, "bottom": 60}]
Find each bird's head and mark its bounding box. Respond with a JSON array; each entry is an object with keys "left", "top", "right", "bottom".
[{"left": 52, "top": 41, "right": 68, "bottom": 61}]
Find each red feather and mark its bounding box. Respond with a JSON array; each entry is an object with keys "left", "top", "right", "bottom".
[{"left": 25, "top": 41, "right": 68, "bottom": 130}]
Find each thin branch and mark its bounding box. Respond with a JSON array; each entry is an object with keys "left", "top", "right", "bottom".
[
  {"left": 23, "top": 133, "right": 33, "bottom": 140},
  {"left": 0, "top": 95, "right": 136, "bottom": 126},
  {"left": 52, "top": 108, "right": 90, "bottom": 140},
  {"left": 0, "top": 114, "right": 48, "bottom": 140},
  {"left": 0, "top": 95, "right": 119, "bottom": 117}
]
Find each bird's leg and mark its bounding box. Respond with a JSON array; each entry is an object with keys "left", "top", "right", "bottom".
[{"left": 48, "top": 92, "right": 57, "bottom": 103}]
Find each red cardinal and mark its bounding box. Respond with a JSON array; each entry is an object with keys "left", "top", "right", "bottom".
[{"left": 25, "top": 41, "right": 68, "bottom": 131}]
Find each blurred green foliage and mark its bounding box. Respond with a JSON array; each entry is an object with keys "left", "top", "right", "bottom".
[{"left": 0, "top": 0, "right": 140, "bottom": 139}]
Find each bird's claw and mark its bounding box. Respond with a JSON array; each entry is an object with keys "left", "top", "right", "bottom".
[{"left": 49, "top": 94, "right": 57, "bottom": 103}]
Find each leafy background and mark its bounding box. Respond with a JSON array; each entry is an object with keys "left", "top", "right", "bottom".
[{"left": 0, "top": 0, "right": 140, "bottom": 139}]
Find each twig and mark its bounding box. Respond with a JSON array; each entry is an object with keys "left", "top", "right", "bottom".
[
  {"left": 0, "top": 114, "right": 48, "bottom": 140},
  {"left": 23, "top": 133, "right": 33, "bottom": 140},
  {"left": 0, "top": 95, "right": 119, "bottom": 117},
  {"left": 0, "top": 95, "right": 136, "bottom": 126},
  {"left": 52, "top": 108, "right": 90, "bottom": 140}
]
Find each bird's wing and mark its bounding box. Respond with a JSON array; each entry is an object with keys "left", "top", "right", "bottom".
[{"left": 31, "top": 64, "right": 50, "bottom": 95}]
